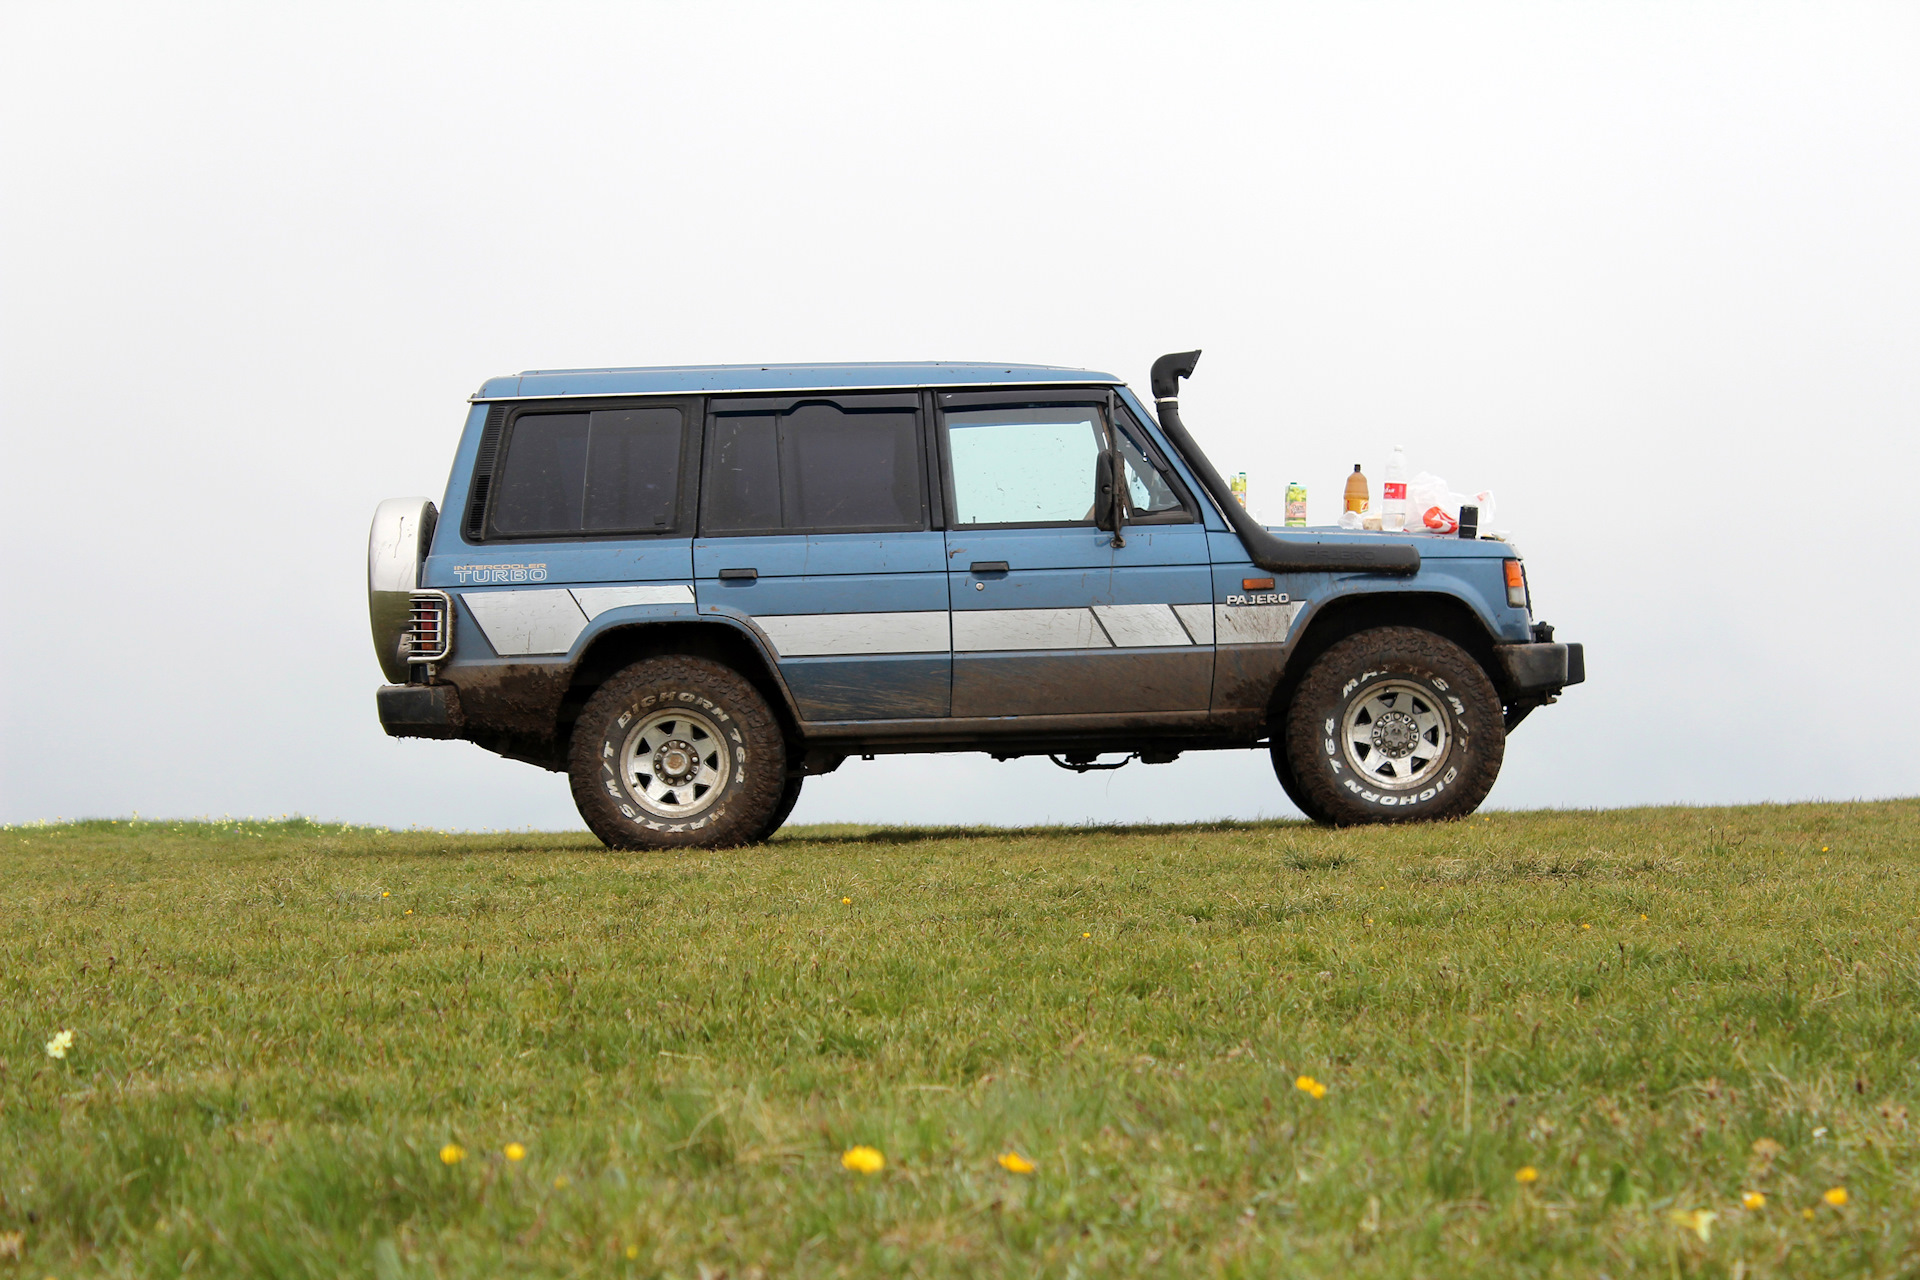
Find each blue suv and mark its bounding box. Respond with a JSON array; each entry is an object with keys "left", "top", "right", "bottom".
[{"left": 368, "top": 352, "right": 1582, "bottom": 847}]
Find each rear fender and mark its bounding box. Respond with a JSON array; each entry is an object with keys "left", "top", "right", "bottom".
[{"left": 562, "top": 617, "right": 801, "bottom": 747}]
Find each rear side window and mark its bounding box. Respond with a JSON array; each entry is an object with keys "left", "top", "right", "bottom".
[
  {"left": 489, "top": 405, "right": 686, "bottom": 537},
  {"left": 702, "top": 397, "right": 925, "bottom": 535}
]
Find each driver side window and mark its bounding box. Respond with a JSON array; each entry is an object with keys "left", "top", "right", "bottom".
[
  {"left": 942, "top": 399, "right": 1198, "bottom": 528},
  {"left": 945, "top": 405, "right": 1105, "bottom": 526}
]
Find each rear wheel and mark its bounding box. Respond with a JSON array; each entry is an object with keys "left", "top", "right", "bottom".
[
  {"left": 568, "top": 656, "right": 786, "bottom": 850},
  {"left": 755, "top": 774, "right": 804, "bottom": 843},
  {"left": 1279, "top": 627, "right": 1504, "bottom": 825}
]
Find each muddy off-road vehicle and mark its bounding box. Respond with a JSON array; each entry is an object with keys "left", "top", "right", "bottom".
[{"left": 368, "top": 352, "right": 1582, "bottom": 847}]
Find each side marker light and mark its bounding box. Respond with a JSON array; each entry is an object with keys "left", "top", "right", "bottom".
[{"left": 1504, "top": 560, "right": 1528, "bottom": 610}]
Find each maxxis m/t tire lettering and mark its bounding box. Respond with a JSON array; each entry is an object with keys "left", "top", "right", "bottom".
[
  {"left": 568, "top": 656, "right": 787, "bottom": 850},
  {"left": 1280, "top": 627, "right": 1505, "bottom": 826}
]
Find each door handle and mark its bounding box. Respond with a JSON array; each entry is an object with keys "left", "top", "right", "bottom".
[
  {"left": 718, "top": 568, "right": 758, "bottom": 581},
  {"left": 969, "top": 561, "right": 1010, "bottom": 574}
]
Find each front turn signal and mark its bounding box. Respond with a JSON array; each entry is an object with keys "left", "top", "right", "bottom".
[{"left": 1504, "top": 559, "right": 1528, "bottom": 610}]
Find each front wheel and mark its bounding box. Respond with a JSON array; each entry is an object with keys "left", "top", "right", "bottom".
[
  {"left": 1279, "top": 627, "right": 1504, "bottom": 825},
  {"left": 568, "top": 656, "right": 787, "bottom": 850}
]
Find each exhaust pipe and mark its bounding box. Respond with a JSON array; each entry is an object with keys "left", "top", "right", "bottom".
[{"left": 1149, "top": 351, "right": 1419, "bottom": 576}]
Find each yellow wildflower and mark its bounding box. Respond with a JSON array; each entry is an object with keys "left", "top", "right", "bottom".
[
  {"left": 504, "top": 1142, "right": 526, "bottom": 1162},
  {"left": 1824, "top": 1187, "right": 1848, "bottom": 1206},
  {"left": 381, "top": 890, "right": 390, "bottom": 898},
  {"left": 1083, "top": 932, "right": 1091, "bottom": 938},
  {"left": 625, "top": 1244, "right": 640, "bottom": 1260},
  {"left": 1515, "top": 1166, "right": 1539, "bottom": 1184},
  {"left": 842, "top": 897, "right": 851, "bottom": 905},
  {"left": 1580, "top": 923, "right": 1591, "bottom": 930},
  {"left": 1667, "top": 1208, "right": 1716, "bottom": 1241},
  {"left": 1742, "top": 1191, "right": 1766, "bottom": 1209},
  {"left": 554, "top": 1175, "right": 569, "bottom": 1189},
  {"left": 44, "top": 1029, "right": 74, "bottom": 1060},
  {"left": 439, "top": 1143, "right": 465, "bottom": 1165},
  {"left": 998, "top": 1151, "right": 1035, "bottom": 1174},
  {"left": 1802, "top": 1207, "right": 1815, "bottom": 1220},
  {"left": 842, "top": 1145, "right": 885, "bottom": 1174},
  {"left": 1294, "top": 1075, "right": 1327, "bottom": 1099},
  {"left": 404, "top": 908, "right": 414, "bottom": 915}
]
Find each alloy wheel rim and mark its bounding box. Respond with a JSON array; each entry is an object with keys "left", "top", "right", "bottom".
[
  {"left": 1340, "top": 679, "right": 1451, "bottom": 791},
  {"left": 619, "top": 707, "right": 732, "bottom": 817}
]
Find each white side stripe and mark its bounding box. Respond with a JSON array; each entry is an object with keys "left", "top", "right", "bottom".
[
  {"left": 1173, "top": 604, "right": 1215, "bottom": 645},
  {"left": 757, "top": 611, "right": 949, "bottom": 658},
  {"left": 1214, "top": 601, "right": 1303, "bottom": 645},
  {"left": 953, "top": 608, "right": 1111, "bottom": 652},
  {"left": 1092, "top": 604, "right": 1194, "bottom": 648},
  {"left": 570, "top": 584, "right": 695, "bottom": 619},
  {"left": 463, "top": 588, "right": 588, "bottom": 656},
  {"left": 459, "top": 588, "right": 1283, "bottom": 659}
]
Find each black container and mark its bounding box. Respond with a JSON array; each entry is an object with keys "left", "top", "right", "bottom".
[{"left": 1458, "top": 504, "right": 1478, "bottom": 539}]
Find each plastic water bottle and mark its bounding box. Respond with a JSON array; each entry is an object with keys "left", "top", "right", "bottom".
[{"left": 1382, "top": 445, "right": 1409, "bottom": 531}]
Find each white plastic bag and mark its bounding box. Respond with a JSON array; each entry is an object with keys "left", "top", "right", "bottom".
[{"left": 1405, "top": 472, "right": 1497, "bottom": 536}]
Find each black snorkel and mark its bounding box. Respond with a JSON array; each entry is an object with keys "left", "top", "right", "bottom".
[{"left": 1150, "top": 350, "right": 1420, "bottom": 576}]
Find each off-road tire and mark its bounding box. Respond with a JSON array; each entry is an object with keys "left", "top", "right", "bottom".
[
  {"left": 568, "top": 656, "right": 787, "bottom": 850},
  {"left": 1268, "top": 734, "right": 1333, "bottom": 824},
  {"left": 1280, "top": 627, "right": 1504, "bottom": 826},
  {"left": 754, "top": 774, "right": 804, "bottom": 843}
]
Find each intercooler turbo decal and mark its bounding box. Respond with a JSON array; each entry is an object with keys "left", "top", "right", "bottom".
[{"left": 453, "top": 563, "right": 549, "bottom": 584}]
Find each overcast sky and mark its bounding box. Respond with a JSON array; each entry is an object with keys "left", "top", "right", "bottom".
[{"left": 3, "top": 2, "right": 1915, "bottom": 830}]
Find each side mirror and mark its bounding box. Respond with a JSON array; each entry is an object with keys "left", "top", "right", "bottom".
[{"left": 1093, "top": 448, "right": 1118, "bottom": 531}]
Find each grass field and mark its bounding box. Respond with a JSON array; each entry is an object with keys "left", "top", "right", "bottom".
[{"left": 4, "top": 801, "right": 1918, "bottom": 1278}]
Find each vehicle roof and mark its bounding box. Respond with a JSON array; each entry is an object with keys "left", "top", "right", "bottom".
[{"left": 471, "top": 361, "right": 1125, "bottom": 401}]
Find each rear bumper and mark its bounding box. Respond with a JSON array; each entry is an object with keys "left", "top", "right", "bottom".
[
  {"left": 1495, "top": 642, "right": 1586, "bottom": 699},
  {"left": 376, "top": 684, "right": 464, "bottom": 739}
]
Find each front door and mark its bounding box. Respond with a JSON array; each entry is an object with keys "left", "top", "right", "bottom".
[{"left": 939, "top": 393, "right": 1213, "bottom": 719}]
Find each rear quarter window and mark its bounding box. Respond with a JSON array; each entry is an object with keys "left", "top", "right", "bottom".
[{"left": 487, "top": 404, "right": 687, "bottom": 538}]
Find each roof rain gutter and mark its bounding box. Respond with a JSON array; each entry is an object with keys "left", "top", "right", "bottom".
[{"left": 1149, "top": 350, "right": 1419, "bottom": 576}]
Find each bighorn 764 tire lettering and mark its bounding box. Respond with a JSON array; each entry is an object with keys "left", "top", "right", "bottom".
[{"left": 370, "top": 353, "right": 1582, "bottom": 844}]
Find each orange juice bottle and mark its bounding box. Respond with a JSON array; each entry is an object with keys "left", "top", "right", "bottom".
[{"left": 1343, "top": 464, "right": 1369, "bottom": 513}]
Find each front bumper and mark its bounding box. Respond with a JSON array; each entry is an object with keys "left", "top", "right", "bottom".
[
  {"left": 376, "top": 683, "right": 464, "bottom": 740},
  {"left": 1495, "top": 642, "right": 1586, "bottom": 699}
]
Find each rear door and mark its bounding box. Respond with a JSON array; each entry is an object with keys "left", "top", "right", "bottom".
[
  {"left": 939, "top": 392, "right": 1213, "bottom": 719},
  {"left": 439, "top": 399, "right": 702, "bottom": 660},
  {"left": 693, "top": 393, "right": 951, "bottom": 721}
]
